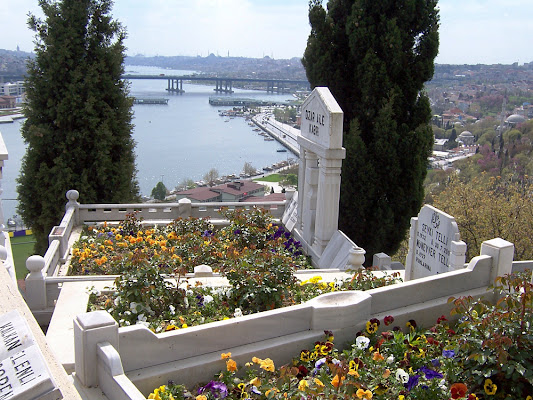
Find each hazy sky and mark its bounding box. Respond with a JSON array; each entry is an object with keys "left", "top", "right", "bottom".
[{"left": 1, "top": 0, "right": 532, "bottom": 65}]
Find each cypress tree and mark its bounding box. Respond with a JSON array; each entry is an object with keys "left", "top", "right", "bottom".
[
  {"left": 18, "top": 0, "right": 139, "bottom": 253},
  {"left": 302, "top": 0, "right": 439, "bottom": 259}
]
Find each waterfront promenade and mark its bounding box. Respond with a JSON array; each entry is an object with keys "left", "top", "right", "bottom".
[{"left": 252, "top": 113, "right": 300, "bottom": 155}]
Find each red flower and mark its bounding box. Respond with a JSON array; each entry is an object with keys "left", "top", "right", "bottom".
[
  {"left": 447, "top": 329, "right": 456, "bottom": 336},
  {"left": 384, "top": 315, "right": 394, "bottom": 326},
  {"left": 450, "top": 383, "right": 468, "bottom": 399},
  {"left": 381, "top": 331, "right": 393, "bottom": 340},
  {"left": 427, "top": 336, "right": 440, "bottom": 346},
  {"left": 437, "top": 315, "right": 447, "bottom": 324}
]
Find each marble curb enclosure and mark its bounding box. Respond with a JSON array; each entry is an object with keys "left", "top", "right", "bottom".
[{"left": 71, "top": 238, "right": 520, "bottom": 399}]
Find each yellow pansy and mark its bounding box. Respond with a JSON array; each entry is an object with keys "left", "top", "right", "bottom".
[{"left": 484, "top": 378, "right": 497, "bottom": 395}]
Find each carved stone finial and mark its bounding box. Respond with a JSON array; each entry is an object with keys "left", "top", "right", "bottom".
[
  {"left": 26, "top": 255, "right": 46, "bottom": 274},
  {"left": 66, "top": 189, "right": 80, "bottom": 202}
]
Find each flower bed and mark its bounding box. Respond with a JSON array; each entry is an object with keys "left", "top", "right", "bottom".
[
  {"left": 70, "top": 208, "right": 402, "bottom": 331},
  {"left": 147, "top": 271, "right": 532, "bottom": 400}
]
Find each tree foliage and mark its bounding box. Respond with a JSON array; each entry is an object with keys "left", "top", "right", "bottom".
[
  {"left": 302, "top": 0, "right": 439, "bottom": 259},
  {"left": 18, "top": 0, "right": 138, "bottom": 253},
  {"left": 433, "top": 175, "right": 533, "bottom": 261},
  {"left": 151, "top": 181, "right": 168, "bottom": 201},
  {"left": 203, "top": 168, "right": 219, "bottom": 186}
]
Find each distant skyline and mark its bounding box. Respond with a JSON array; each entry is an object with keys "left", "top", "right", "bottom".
[{"left": 1, "top": 0, "right": 532, "bottom": 65}]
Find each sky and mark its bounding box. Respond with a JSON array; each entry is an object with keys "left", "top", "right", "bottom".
[{"left": 1, "top": 0, "right": 532, "bottom": 65}]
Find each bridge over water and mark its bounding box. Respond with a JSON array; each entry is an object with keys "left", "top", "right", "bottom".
[
  {"left": 1, "top": 74, "right": 310, "bottom": 94},
  {"left": 122, "top": 75, "right": 310, "bottom": 94}
]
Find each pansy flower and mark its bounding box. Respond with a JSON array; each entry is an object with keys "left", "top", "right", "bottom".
[
  {"left": 483, "top": 378, "right": 497, "bottom": 395},
  {"left": 450, "top": 383, "right": 467, "bottom": 399}
]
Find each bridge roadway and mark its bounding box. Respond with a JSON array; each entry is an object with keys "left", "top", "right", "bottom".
[
  {"left": 122, "top": 74, "right": 310, "bottom": 94},
  {"left": 2, "top": 74, "right": 310, "bottom": 94}
]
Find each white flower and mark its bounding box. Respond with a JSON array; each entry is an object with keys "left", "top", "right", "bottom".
[
  {"left": 124, "top": 310, "right": 131, "bottom": 316},
  {"left": 137, "top": 313, "right": 147, "bottom": 322},
  {"left": 234, "top": 308, "right": 243, "bottom": 318},
  {"left": 395, "top": 368, "right": 409, "bottom": 384},
  {"left": 184, "top": 297, "right": 189, "bottom": 308},
  {"left": 186, "top": 290, "right": 193, "bottom": 296},
  {"left": 169, "top": 305, "right": 176, "bottom": 315},
  {"left": 130, "top": 302, "right": 139, "bottom": 313},
  {"left": 124, "top": 320, "right": 131, "bottom": 326},
  {"left": 204, "top": 295, "right": 213, "bottom": 304},
  {"left": 114, "top": 296, "right": 121, "bottom": 306},
  {"left": 386, "top": 355, "right": 395, "bottom": 364},
  {"left": 355, "top": 336, "right": 370, "bottom": 350}
]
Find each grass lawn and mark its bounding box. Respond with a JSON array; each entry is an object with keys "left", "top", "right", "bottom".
[
  {"left": 10, "top": 234, "right": 36, "bottom": 280},
  {"left": 254, "top": 174, "right": 282, "bottom": 182}
]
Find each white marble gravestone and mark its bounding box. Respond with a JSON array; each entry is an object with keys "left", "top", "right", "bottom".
[
  {"left": 0, "top": 310, "right": 60, "bottom": 399},
  {"left": 281, "top": 191, "right": 298, "bottom": 232},
  {"left": 296, "top": 87, "right": 345, "bottom": 259},
  {"left": 405, "top": 205, "right": 467, "bottom": 280}
]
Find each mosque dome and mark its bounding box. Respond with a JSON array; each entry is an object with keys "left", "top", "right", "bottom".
[{"left": 505, "top": 114, "right": 526, "bottom": 124}]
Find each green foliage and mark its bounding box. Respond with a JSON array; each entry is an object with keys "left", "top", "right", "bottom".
[
  {"left": 18, "top": 0, "right": 138, "bottom": 254},
  {"left": 281, "top": 173, "right": 298, "bottom": 187},
  {"left": 433, "top": 175, "right": 533, "bottom": 261},
  {"left": 302, "top": 0, "right": 439, "bottom": 260},
  {"left": 151, "top": 181, "right": 168, "bottom": 200},
  {"left": 81, "top": 210, "right": 405, "bottom": 330},
  {"left": 153, "top": 271, "right": 532, "bottom": 399},
  {"left": 448, "top": 271, "right": 533, "bottom": 398}
]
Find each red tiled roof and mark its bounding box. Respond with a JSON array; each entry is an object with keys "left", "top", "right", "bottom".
[
  {"left": 243, "top": 193, "right": 286, "bottom": 202},
  {"left": 211, "top": 181, "right": 264, "bottom": 196},
  {"left": 178, "top": 187, "right": 220, "bottom": 201}
]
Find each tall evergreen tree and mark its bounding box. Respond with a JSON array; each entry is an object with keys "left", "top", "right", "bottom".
[
  {"left": 302, "top": 0, "right": 439, "bottom": 259},
  {"left": 18, "top": 0, "right": 139, "bottom": 253}
]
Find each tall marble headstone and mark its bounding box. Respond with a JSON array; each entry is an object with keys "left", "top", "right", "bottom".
[
  {"left": 296, "top": 87, "right": 346, "bottom": 260},
  {"left": 405, "top": 205, "right": 467, "bottom": 280}
]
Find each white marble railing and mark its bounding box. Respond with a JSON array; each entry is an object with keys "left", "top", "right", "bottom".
[
  {"left": 24, "top": 189, "right": 289, "bottom": 324},
  {"left": 72, "top": 238, "right": 519, "bottom": 399}
]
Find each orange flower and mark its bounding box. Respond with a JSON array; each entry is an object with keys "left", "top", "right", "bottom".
[
  {"left": 221, "top": 352, "right": 232, "bottom": 360},
  {"left": 226, "top": 359, "right": 237, "bottom": 372},
  {"left": 259, "top": 358, "right": 275, "bottom": 372},
  {"left": 331, "top": 374, "right": 345, "bottom": 388},
  {"left": 356, "top": 388, "right": 373, "bottom": 399},
  {"left": 372, "top": 350, "right": 384, "bottom": 362}
]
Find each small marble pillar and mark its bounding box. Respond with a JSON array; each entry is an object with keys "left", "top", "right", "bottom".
[
  {"left": 480, "top": 238, "right": 514, "bottom": 284},
  {"left": 25, "top": 255, "right": 47, "bottom": 310},
  {"left": 74, "top": 311, "right": 119, "bottom": 387}
]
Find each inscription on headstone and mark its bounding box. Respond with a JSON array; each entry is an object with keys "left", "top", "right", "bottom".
[
  {"left": 407, "top": 205, "right": 461, "bottom": 279},
  {"left": 0, "top": 311, "right": 59, "bottom": 399},
  {"left": 300, "top": 88, "right": 343, "bottom": 150}
]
